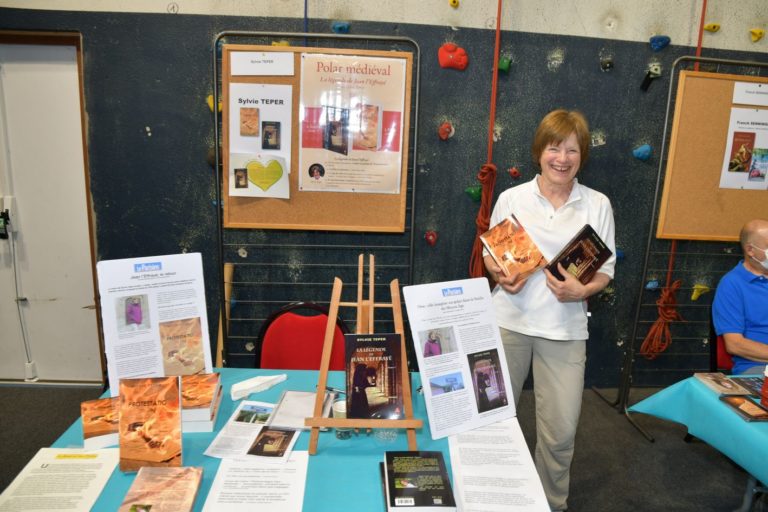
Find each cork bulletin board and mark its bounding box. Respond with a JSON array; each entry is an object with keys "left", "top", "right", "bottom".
[
  {"left": 657, "top": 71, "right": 768, "bottom": 241},
  {"left": 221, "top": 44, "right": 413, "bottom": 232}
]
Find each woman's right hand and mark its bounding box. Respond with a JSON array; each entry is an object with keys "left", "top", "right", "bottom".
[{"left": 484, "top": 255, "right": 528, "bottom": 294}]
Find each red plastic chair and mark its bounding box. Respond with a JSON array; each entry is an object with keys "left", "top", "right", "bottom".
[
  {"left": 257, "top": 302, "right": 349, "bottom": 370},
  {"left": 716, "top": 335, "right": 734, "bottom": 372}
]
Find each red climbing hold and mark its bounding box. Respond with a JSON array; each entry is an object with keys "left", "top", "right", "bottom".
[{"left": 438, "top": 43, "right": 468, "bottom": 70}]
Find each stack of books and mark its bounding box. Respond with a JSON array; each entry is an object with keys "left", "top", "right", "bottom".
[{"left": 181, "top": 373, "right": 223, "bottom": 433}]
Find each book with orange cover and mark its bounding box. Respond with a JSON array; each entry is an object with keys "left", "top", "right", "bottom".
[
  {"left": 353, "top": 103, "right": 382, "bottom": 151},
  {"left": 183, "top": 385, "right": 224, "bottom": 433},
  {"left": 118, "top": 466, "right": 203, "bottom": 512},
  {"left": 81, "top": 396, "right": 120, "bottom": 449},
  {"left": 480, "top": 214, "right": 547, "bottom": 279},
  {"left": 119, "top": 376, "right": 182, "bottom": 473},
  {"left": 545, "top": 224, "right": 612, "bottom": 285},
  {"left": 181, "top": 372, "right": 222, "bottom": 422}
]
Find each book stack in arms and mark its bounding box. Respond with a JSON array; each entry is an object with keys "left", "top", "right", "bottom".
[
  {"left": 546, "top": 224, "right": 612, "bottom": 284},
  {"left": 119, "top": 376, "right": 182, "bottom": 472},
  {"left": 81, "top": 396, "right": 120, "bottom": 449},
  {"left": 345, "top": 333, "right": 404, "bottom": 420},
  {"left": 181, "top": 372, "right": 223, "bottom": 432},
  {"left": 480, "top": 214, "right": 547, "bottom": 279},
  {"left": 382, "top": 451, "right": 456, "bottom": 511},
  {"left": 118, "top": 466, "right": 203, "bottom": 512},
  {"left": 694, "top": 372, "right": 752, "bottom": 395}
]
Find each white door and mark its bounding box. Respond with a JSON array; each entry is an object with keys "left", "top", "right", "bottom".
[{"left": 0, "top": 40, "right": 102, "bottom": 383}]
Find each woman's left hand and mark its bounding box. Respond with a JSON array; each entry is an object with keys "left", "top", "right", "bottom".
[{"left": 544, "top": 263, "right": 586, "bottom": 302}]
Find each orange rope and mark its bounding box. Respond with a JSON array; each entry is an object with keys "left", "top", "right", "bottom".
[
  {"left": 469, "top": 0, "right": 503, "bottom": 278},
  {"left": 694, "top": 0, "right": 707, "bottom": 72},
  {"left": 639, "top": 279, "right": 684, "bottom": 360}
]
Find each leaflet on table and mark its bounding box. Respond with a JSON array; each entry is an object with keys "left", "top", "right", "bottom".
[
  {"left": 202, "top": 451, "right": 309, "bottom": 512},
  {"left": 205, "top": 400, "right": 275, "bottom": 459},
  {"left": 448, "top": 418, "right": 549, "bottom": 511},
  {"left": 0, "top": 447, "right": 119, "bottom": 511},
  {"left": 403, "top": 277, "right": 516, "bottom": 439},
  {"left": 96, "top": 253, "right": 213, "bottom": 396}
]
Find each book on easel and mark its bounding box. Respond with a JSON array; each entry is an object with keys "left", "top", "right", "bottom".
[{"left": 345, "top": 333, "right": 404, "bottom": 420}]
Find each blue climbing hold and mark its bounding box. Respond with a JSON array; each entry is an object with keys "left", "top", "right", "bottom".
[
  {"left": 645, "top": 280, "right": 660, "bottom": 290},
  {"left": 633, "top": 144, "right": 652, "bottom": 162},
  {"left": 650, "top": 35, "right": 671, "bottom": 51},
  {"left": 332, "top": 21, "right": 350, "bottom": 34},
  {"left": 230, "top": 298, "right": 238, "bottom": 309},
  {"left": 615, "top": 249, "right": 625, "bottom": 261}
]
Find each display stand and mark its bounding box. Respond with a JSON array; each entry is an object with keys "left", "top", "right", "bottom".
[{"left": 305, "top": 254, "right": 422, "bottom": 454}]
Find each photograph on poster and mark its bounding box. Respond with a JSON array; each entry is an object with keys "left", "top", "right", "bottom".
[{"left": 719, "top": 107, "right": 768, "bottom": 190}]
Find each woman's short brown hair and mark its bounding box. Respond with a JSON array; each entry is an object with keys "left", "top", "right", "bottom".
[{"left": 531, "top": 109, "right": 590, "bottom": 170}]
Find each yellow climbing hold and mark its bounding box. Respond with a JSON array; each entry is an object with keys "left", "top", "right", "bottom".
[
  {"left": 449, "top": 0, "right": 459, "bottom": 7},
  {"left": 272, "top": 39, "right": 291, "bottom": 47},
  {"left": 691, "top": 284, "right": 711, "bottom": 301},
  {"left": 703, "top": 23, "right": 720, "bottom": 33},
  {"left": 206, "top": 94, "right": 222, "bottom": 113},
  {"left": 750, "top": 29, "right": 765, "bottom": 42}
]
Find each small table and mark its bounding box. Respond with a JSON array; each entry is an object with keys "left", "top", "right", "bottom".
[{"left": 629, "top": 377, "right": 768, "bottom": 510}]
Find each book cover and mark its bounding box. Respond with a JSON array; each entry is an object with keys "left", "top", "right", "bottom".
[
  {"left": 159, "top": 317, "right": 206, "bottom": 376},
  {"left": 345, "top": 333, "right": 404, "bottom": 420},
  {"left": 480, "top": 214, "right": 547, "bottom": 279},
  {"left": 727, "top": 131, "right": 755, "bottom": 173},
  {"left": 731, "top": 375, "right": 765, "bottom": 396},
  {"left": 239, "top": 107, "right": 260, "bottom": 136},
  {"left": 81, "top": 396, "right": 120, "bottom": 450},
  {"left": 182, "top": 384, "right": 223, "bottom": 433},
  {"left": 383, "top": 451, "right": 457, "bottom": 511},
  {"left": 545, "top": 224, "right": 612, "bottom": 284},
  {"left": 747, "top": 147, "right": 768, "bottom": 182},
  {"left": 261, "top": 121, "right": 281, "bottom": 150},
  {"left": 119, "top": 376, "right": 182, "bottom": 473},
  {"left": 353, "top": 103, "right": 382, "bottom": 151},
  {"left": 467, "top": 348, "right": 509, "bottom": 413},
  {"left": 694, "top": 372, "right": 752, "bottom": 396},
  {"left": 181, "top": 372, "right": 222, "bottom": 422},
  {"left": 719, "top": 395, "right": 768, "bottom": 422},
  {"left": 117, "top": 466, "right": 203, "bottom": 512},
  {"left": 322, "top": 106, "right": 349, "bottom": 155}
]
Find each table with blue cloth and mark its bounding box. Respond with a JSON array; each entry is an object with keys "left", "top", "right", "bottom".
[
  {"left": 52, "top": 368, "right": 449, "bottom": 511},
  {"left": 629, "top": 376, "right": 768, "bottom": 508}
]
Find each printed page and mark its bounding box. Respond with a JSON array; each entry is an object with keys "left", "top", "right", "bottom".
[
  {"left": 202, "top": 451, "right": 308, "bottom": 512},
  {"left": 403, "top": 278, "right": 515, "bottom": 439},
  {"left": 448, "top": 418, "right": 549, "bottom": 511},
  {"left": 205, "top": 400, "right": 275, "bottom": 459},
  {"left": 97, "top": 253, "right": 213, "bottom": 396},
  {"left": 0, "top": 447, "right": 119, "bottom": 512}
]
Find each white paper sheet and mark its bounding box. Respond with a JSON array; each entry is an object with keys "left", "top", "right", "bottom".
[
  {"left": 202, "top": 451, "right": 309, "bottom": 512},
  {"left": 448, "top": 418, "right": 548, "bottom": 511},
  {"left": 0, "top": 448, "right": 118, "bottom": 512},
  {"left": 205, "top": 400, "right": 275, "bottom": 459},
  {"left": 403, "top": 278, "right": 516, "bottom": 439},
  {"left": 96, "top": 253, "right": 213, "bottom": 396}
]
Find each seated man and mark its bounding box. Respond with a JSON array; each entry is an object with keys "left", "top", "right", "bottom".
[{"left": 712, "top": 219, "right": 768, "bottom": 374}]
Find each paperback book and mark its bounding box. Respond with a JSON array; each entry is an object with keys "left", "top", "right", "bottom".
[
  {"left": 81, "top": 396, "right": 120, "bottom": 450},
  {"left": 345, "top": 333, "right": 404, "bottom": 420},
  {"left": 119, "top": 376, "right": 182, "bottom": 472},
  {"left": 183, "top": 384, "right": 223, "bottom": 433},
  {"left": 719, "top": 395, "right": 768, "bottom": 422},
  {"left": 694, "top": 372, "right": 752, "bottom": 396},
  {"left": 118, "top": 466, "right": 203, "bottom": 512},
  {"left": 181, "top": 372, "right": 222, "bottom": 422},
  {"left": 545, "top": 223, "right": 612, "bottom": 284},
  {"left": 731, "top": 375, "right": 765, "bottom": 396},
  {"left": 480, "top": 214, "right": 547, "bottom": 279},
  {"left": 382, "top": 451, "right": 457, "bottom": 511}
]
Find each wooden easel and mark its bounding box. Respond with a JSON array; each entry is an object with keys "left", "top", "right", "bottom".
[{"left": 305, "top": 254, "right": 422, "bottom": 454}]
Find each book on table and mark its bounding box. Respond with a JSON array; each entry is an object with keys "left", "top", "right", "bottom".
[
  {"left": 119, "top": 376, "right": 182, "bottom": 472},
  {"left": 479, "top": 214, "right": 547, "bottom": 279},
  {"left": 345, "top": 333, "right": 405, "bottom": 420},
  {"left": 545, "top": 223, "right": 612, "bottom": 284},
  {"left": 382, "top": 451, "right": 457, "bottom": 511},
  {"left": 81, "top": 396, "right": 120, "bottom": 449},
  {"left": 719, "top": 395, "right": 768, "bottom": 422},
  {"left": 181, "top": 372, "right": 222, "bottom": 422},
  {"left": 694, "top": 372, "right": 752, "bottom": 396},
  {"left": 117, "top": 466, "right": 203, "bottom": 512},
  {"left": 183, "top": 384, "right": 224, "bottom": 433},
  {"left": 730, "top": 374, "right": 765, "bottom": 396}
]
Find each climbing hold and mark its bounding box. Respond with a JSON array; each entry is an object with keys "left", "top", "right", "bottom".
[
  {"left": 615, "top": 248, "right": 625, "bottom": 261},
  {"left": 438, "top": 121, "right": 455, "bottom": 140},
  {"left": 230, "top": 298, "right": 238, "bottom": 309},
  {"left": 703, "top": 23, "right": 720, "bottom": 33},
  {"left": 508, "top": 167, "right": 522, "bottom": 180},
  {"left": 633, "top": 144, "right": 652, "bottom": 161},
  {"left": 449, "top": 0, "right": 459, "bottom": 8},
  {"left": 649, "top": 35, "right": 671, "bottom": 51},
  {"left": 640, "top": 63, "right": 662, "bottom": 91},
  {"left": 237, "top": 247, "right": 248, "bottom": 258},
  {"left": 424, "top": 230, "right": 439, "bottom": 246},
  {"left": 750, "top": 29, "right": 765, "bottom": 43},
  {"left": 206, "top": 94, "right": 222, "bottom": 113},
  {"left": 271, "top": 39, "right": 290, "bottom": 47},
  {"left": 691, "top": 284, "right": 711, "bottom": 301},
  {"left": 332, "top": 21, "right": 350, "bottom": 34},
  {"left": 645, "top": 279, "right": 660, "bottom": 290},
  {"left": 465, "top": 185, "right": 482, "bottom": 202},
  {"left": 438, "top": 43, "right": 469, "bottom": 70},
  {"left": 498, "top": 56, "right": 511, "bottom": 72},
  {"left": 600, "top": 57, "right": 614, "bottom": 72}
]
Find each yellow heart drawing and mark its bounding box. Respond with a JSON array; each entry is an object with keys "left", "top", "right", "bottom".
[{"left": 247, "top": 159, "right": 283, "bottom": 191}]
